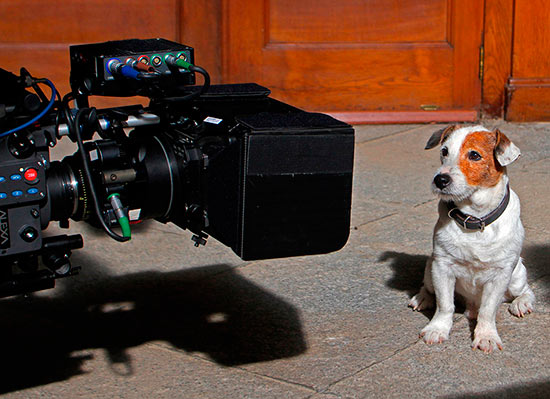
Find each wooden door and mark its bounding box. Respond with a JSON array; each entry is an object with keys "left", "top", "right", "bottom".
[
  {"left": 0, "top": 0, "right": 181, "bottom": 105},
  {"left": 222, "top": 0, "right": 484, "bottom": 123}
]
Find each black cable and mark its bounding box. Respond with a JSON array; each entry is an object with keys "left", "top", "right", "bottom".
[
  {"left": 46, "top": 81, "right": 64, "bottom": 136},
  {"left": 137, "top": 71, "right": 161, "bottom": 79},
  {"left": 73, "top": 108, "right": 130, "bottom": 242},
  {"left": 0, "top": 78, "right": 57, "bottom": 138},
  {"left": 20, "top": 68, "right": 49, "bottom": 103},
  {"left": 58, "top": 92, "right": 75, "bottom": 139},
  {"left": 31, "top": 81, "right": 49, "bottom": 104},
  {"left": 189, "top": 65, "right": 210, "bottom": 97},
  {"left": 158, "top": 64, "right": 211, "bottom": 103}
]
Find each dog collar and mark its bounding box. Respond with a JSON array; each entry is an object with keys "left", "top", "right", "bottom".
[{"left": 446, "top": 184, "right": 510, "bottom": 232}]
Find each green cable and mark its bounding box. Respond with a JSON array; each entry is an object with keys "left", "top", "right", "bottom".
[
  {"left": 107, "top": 193, "right": 131, "bottom": 239},
  {"left": 175, "top": 58, "right": 193, "bottom": 70},
  {"left": 118, "top": 216, "right": 131, "bottom": 239}
]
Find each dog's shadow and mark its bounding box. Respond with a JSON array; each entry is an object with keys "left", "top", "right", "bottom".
[
  {"left": 380, "top": 244, "right": 550, "bottom": 323},
  {"left": 379, "top": 251, "right": 435, "bottom": 319},
  {"left": 523, "top": 244, "right": 550, "bottom": 280},
  {"left": 380, "top": 251, "right": 428, "bottom": 297}
]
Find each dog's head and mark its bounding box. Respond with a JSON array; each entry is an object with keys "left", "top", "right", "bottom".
[{"left": 425, "top": 125, "right": 520, "bottom": 202}]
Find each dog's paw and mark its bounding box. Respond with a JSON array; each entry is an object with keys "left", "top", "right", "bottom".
[
  {"left": 419, "top": 325, "right": 449, "bottom": 345},
  {"left": 472, "top": 330, "right": 503, "bottom": 353},
  {"left": 508, "top": 293, "right": 534, "bottom": 318},
  {"left": 409, "top": 287, "right": 435, "bottom": 311}
]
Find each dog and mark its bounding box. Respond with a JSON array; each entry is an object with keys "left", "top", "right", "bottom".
[{"left": 409, "top": 125, "right": 535, "bottom": 353}]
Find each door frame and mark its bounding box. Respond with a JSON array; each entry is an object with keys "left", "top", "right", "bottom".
[{"left": 481, "top": 0, "right": 514, "bottom": 119}]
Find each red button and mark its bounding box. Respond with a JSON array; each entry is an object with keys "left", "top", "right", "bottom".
[{"left": 24, "top": 168, "right": 38, "bottom": 182}]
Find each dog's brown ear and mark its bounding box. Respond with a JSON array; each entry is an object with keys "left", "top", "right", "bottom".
[
  {"left": 494, "top": 129, "right": 521, "bottom": 166},
  {"left": 425, "top": 125, "right": 456, "bottom": 150}
]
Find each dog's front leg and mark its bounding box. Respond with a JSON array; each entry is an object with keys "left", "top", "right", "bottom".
[
  {"left": 472, "top": 275, "right": 510, "bottom": 353},
  {"left": 420, "top": 258, "right": 455, "bottom": 344}
]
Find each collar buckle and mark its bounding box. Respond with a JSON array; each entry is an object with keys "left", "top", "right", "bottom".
[{"left": 445, "top": 184, "right": 510, "bottom": 232}]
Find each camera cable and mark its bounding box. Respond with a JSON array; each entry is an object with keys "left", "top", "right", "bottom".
[
  {"left": 56, "top": 92, "right": 76, "bottom": 139},
  {"left": 73, "top": 108, "right": 131, "bottom": 242},
  {"left": 162, "top": 56, "right": 211, "bottom": 101},
  {"left": 0, "top": 78, "right": 57, "bottom": 138}
]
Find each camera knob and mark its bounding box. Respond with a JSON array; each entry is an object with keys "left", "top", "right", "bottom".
[
  {"left": 43, "top": 252, "right": 71, "bottom": 275},
  {"left": 20, "top": 226, "right": 38, "bottom": 242},
  {"left": 8, "top": 131, "right": 35, "bottom": 159}
]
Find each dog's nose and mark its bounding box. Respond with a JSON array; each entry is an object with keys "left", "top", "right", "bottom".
[{"left": 434, "top": 174, "right": 452, "bottom": 189}]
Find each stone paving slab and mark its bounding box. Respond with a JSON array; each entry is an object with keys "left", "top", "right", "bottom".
[
  {"left": 354, "top": 124, "right": 425, "bottom": 144},
  {"left": 353, "top": 124, "right": 440, "bottom": 208},
  {"left": 1, "top": 343, "right": 314, "bottom": 399},
  {"left": 1, "top": 122, "right": 549, "bottom": 398},
  {"left": 309, "top": 312, "right": 550, "bottom": 399}
]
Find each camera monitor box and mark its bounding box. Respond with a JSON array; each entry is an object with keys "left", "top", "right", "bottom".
[{"left": 0, "top": 38, "right": 354, "bottom": 297}]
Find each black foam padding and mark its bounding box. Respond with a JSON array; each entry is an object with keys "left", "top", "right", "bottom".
[
  {"left": 200, "top": 83, "right": 270, "bottom": 98},
  {"left": 237, "top": 110, "right": 349, "bottom": 131}
]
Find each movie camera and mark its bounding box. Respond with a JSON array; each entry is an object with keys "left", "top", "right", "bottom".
[{"left": 0, "top": 39, "right": 354, "bottom": 298}]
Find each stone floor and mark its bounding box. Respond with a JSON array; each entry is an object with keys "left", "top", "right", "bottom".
[{"left": 1, "top": 121, "right": 549, "bottom": 398}]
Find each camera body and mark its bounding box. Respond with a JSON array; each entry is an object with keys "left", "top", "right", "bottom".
[{"left": 0, "top": 39, "right": 354, "bottom": 298}]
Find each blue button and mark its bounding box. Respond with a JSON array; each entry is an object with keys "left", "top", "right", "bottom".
[
  {"left": 0, "top": 193, "right": 6, "bottom": 199},
  {"left": 11, "top": 190, "right": 23, "bottom": 197},
  {"left": 27, "top": 188, "right": 39, "bottom": 195},
  {"left": 0, "top": 177, "right": 5, "bottom": 183},
  {"left": 10, "top": 174, "right": 22, "bottom": 181}
]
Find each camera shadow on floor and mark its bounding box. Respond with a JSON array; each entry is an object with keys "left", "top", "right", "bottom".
[{"left": 0, "top": 256, "right": 306, "bottom": 394}]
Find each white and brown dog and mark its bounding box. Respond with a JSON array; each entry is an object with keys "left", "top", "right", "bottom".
[{"left": 409, "top": 125, "right": 535, "bottom": 353}]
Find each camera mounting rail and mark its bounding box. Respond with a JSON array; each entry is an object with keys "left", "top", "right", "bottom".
[{"left": 56, "top": 108, "right": 161, "bottom": 138}]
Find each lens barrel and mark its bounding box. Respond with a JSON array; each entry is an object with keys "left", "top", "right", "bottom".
[{"left": 45, "top": 131, "right": 186, "bottom": 225}]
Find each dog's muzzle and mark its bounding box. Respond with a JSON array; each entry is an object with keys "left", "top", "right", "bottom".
[{"left": 434, "top": 173, "right": 452, "bottom": 190}]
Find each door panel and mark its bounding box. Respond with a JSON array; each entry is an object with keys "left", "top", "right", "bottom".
[
  {"left": 268, "top": 0, "right": 448, "bottom": 43},
  {"left": 0, "top": 0, "right": 179, "bottom": 100},
  {"left": 223, "top": 0, "right": 483, "bottom": 122},
  {"left": 0, "top": 0, "right": 178, "bottom": 44}
]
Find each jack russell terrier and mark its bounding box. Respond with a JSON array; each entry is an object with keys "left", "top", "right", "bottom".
[{"left": 409, "top": 125, "right": 535, "bottom": 353}]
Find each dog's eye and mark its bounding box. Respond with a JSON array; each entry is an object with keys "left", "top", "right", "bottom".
[
  {"left": 468, "top": 151, "right": 482, "bottom": 161},
  {"left": 441, "top": 147, "right": 448, "bottom": 157}
]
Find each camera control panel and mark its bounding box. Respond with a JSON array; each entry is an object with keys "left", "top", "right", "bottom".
[
  {"left": 0, "top": 163, "right": 45, "bottom": 207},
  {"left": 0, "top": 157, "right": 47, "bottom": 256}
]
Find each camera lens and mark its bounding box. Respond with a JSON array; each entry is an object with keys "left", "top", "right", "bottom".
[{"left": 46, "top": 160, "right": 87, "bottom": 222}]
